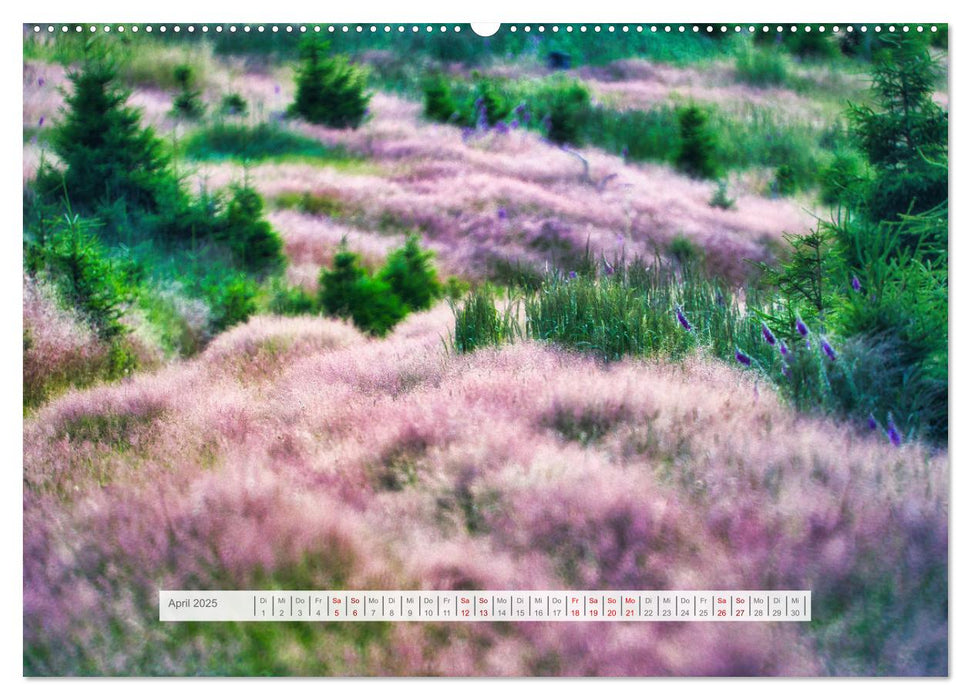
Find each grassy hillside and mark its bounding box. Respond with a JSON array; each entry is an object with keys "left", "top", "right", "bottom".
[
  {"left": 23, "top": 25, "right": 948, "bottom": 676},
  {"left": 24, "top": 307, "right": 947, "bottom": 675}
]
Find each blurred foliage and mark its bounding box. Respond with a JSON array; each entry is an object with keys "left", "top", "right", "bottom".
[{"left": 289, "top": 38, "right": 370, "bottom": 128}]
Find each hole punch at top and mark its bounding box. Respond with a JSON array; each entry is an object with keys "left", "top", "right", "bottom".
[{"left": 471, "top": 23, "right": 500, "bottom": 37}]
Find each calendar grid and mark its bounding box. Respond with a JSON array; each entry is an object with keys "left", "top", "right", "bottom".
[{"left": 160, "top": 590, "right": 811, "bottom": 622}]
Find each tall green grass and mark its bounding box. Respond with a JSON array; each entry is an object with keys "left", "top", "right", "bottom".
[
  {"left": 424, "top": 73, "right": 841, "bottom": 190},
  {"left": 181, "top": 121, "right": 357, "bottom": 164},
  {"left": 450, "top": 253, "right": 944, "bottom": 444}
]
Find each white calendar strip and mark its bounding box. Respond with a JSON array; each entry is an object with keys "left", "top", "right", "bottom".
[{"left": 160, "top": 590, "right": 811, "bottom": 622}]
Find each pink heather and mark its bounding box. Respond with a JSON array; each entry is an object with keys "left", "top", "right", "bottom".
[{"left": 24, "top": 305, "right": 947, "bottom": 675}]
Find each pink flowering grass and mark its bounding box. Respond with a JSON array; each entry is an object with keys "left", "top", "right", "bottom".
[
  {"left": 23, "top": 275, "right": 121, "bottom": 410},
  {"left": 24, "top": 304, "right": 947, "bottom": 675},
  {"left": 186, "top": 91, "right": 812, "bottom": 284},
  {"left": 24, "top": 55, "right": 814, "bottom": 285},
  {"left": 22, "top": 46, "right": 946, "bottom": 677}
]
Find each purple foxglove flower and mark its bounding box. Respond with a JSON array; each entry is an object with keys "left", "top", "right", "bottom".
[
  {"left": 676, "top": 307, "right": 692, "bottom": 331},
  {"left": 494, "top": 122, "right": 509, "bottom": 135},
  {"left": 779, "top": 340, "right": 789, "bottom": 357},
  {"left": 497, "top": 207, "right": 507, "bottom": 220},
  {"left": 887, "top": 417, "right": 901, "bottom": 446},
  {"left": 476, "top": 106, "right": 489, "bottom": 131},
  {"left": 38, "top": 77, "right": 45, "bottom": 87},
  {"left": 735, "top": 349, "right": 752, "bottom": 367},
  {"left": 515, "top": 103, "right": 530, "bottom": 124},
  {"left": 568, "top": 270, "right": 577, "bottom": 279},
  {"left": 621, "top": 146, "right": 629, "bottom": 160},
  {"left": 761, "top": 322, "right": 776, "bottom": 345},
  {"left": 820, "top": 336, "right": 837, "bottom": 361},
  {"left": 851, "top": 276, "right": 861, "bottom": 292},
  {"left": 461, "top": 126, "right": 474, "bottom": 141},
  {"left": 510, "top": 119, "right": 519, "bottom": 129},
  {"left": 795, "top": 316, "right": 809, "bottom": 337},
  {"left": 475, "top": 97, "right": 484, "bottom": 109},
  {"left": 781, "top": 365, "right": 790, "bottom": 378},
  {"left": 38, "top": 116, "right": 44, "bottom": 127},
  {"left": 867, "top": 413, "right": 878, "bottom": 431}
]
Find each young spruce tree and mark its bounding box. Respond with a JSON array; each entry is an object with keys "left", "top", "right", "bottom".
[
  {"left": 848, "top": 36, "right": 948, "bottom": 226},
  {"left": 43, "top": 56, "right": 178, "bottom": 215},
  {"left": 289, "top": 39, "right": 370, "bottom": 128}
]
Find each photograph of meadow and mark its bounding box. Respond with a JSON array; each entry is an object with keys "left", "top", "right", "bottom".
[{"left": 22, "top": 23, "right": 948, "bottom": 676}]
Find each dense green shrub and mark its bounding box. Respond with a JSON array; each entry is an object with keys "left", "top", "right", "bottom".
[
  {"left": 819, "top": 151, "right": 867, "bottom": 206},
  {"left": 379, "top": 234, "right": 442, "bottom": 311},
  {"left": 37, "top": 57, "right": 181, "bottom": 216},
  {"left": 319, "top": 245, "right": 406, "bottom": 336},
  {"left": 472, "top": 79, "right": 509, "bottom": 127},
  {"left": 26, "top": 212, "right": 134, "bottom": 341},
  {"left": 757, "top": 212, "right": 947, "bottom": 443},
  {"left": 215, "top": 185, "right": 285, "bottom": 275},
  {"left": 676, "top": 105, "right": 720, "bottom": 179},
  {"left": 289, "top": 38, "right": 370, "bottom": 128},
  {"left": 219, "top": 92, "right": 248, "bottom": 116},
  {"left": 422, "top": 74, "right": 458, "bottom": 123},
  {"left": 538, "top": 79, "right": 591, "bottom": 146},
  {"left": 171, "top": 64, "right": 205, "bottom": 119},
  {"left": 848, "top": 37, "right": 947, "bottom": 228},
  {"left": 202, "top": 272, "right": 258, "bottom": 333}
]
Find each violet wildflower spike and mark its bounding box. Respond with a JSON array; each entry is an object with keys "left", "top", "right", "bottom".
[
  {"left": 867, "top": 413, "right": 879, "bottom": 431},
  {"left": 735, "top": 349, "right": 752, "bottom": 367},
  {"left": 852, "top": 276, "right": 862, "bottom": 292},
  {"left": 676, "top": 307, "right": 692, "bottom": 331},
  {"left": 820, "top": 336, "right": 837, "bottom": 361},
  {"left": 887, "top": 417, "right": 902, "bottom": 446},
  {"left": 795, "top": 316, "right": 809, "bottom": 337},
  {"left": 477, "top": 107, "right": 489, "bottom": 131},
  {"left": 779, "top": 340, "right": 789, "bottom": 358},
  {"left": 568, "top": 270, "right": 577, "bottom": 280},
  {"left": 38, "top": 116, "right": 44, "bottom": 127},
  {"left": 497, "top": 207, "right": 507, "bottom": 220},
  {"left": 761, "top": 322, "right": 776, "bottom": 345}
]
